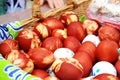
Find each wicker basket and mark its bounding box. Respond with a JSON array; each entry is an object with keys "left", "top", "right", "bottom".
[{"left": 21, "top": 0, "right": 91, "bottom": 28}]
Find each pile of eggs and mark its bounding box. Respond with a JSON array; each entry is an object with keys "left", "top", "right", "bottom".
[{"left": 0, "top": 11, "right": 120, "bottom": 80}]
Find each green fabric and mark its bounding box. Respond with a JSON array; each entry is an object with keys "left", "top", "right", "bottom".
[
  {"left": 0, "top": 54, "right": 41, "bottom": 80},
  {"left": 0, "top": 0, "right": 6, "bottom": 15}
]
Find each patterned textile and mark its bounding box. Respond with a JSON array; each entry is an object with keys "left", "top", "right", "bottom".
[{"left": 6, "top": 0, "right": 26, "bottom": 13}]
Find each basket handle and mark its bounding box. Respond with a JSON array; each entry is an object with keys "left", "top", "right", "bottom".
[
  {"left": 21, "top": 0, "right": 89, "bottom": 26},
  {"left": 66, "top": 0, "right": 78, "bottom": 8},
  {"left": 43, "top": 0, "right": 88, "bottom": 17},
  {"left": 32, "top": 0, "right": 79, "bottom": 19},
  {"left": 32, "top": 0, "right": 44, "bottom": 20},
  {"left": 21, "top": 0, "right": 44, "bottom": 27}
]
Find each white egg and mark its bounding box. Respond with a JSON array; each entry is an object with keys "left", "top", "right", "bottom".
[
  {"left": 82, "top": 34, "right": 100, "bottom": 47},
  {"left": 92, "top": 61, "right": 117, "bottom": 76},
  {"left": 53, "top": 48, "right": 75, "bottom": 59}
]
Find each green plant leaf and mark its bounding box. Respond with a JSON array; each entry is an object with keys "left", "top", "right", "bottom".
[{"left": 79, "top": 15, "right": 86, "bottom": 22}]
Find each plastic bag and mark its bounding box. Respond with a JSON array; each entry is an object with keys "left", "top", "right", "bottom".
[
  {"left": 86, "top": 0, "right": 120, "bottom": 30},
  {"left": 0, "top": 21, "right": 23, "bottom": 43}
]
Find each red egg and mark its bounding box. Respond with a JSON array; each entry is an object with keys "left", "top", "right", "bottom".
[
  {"left": 52, "top": 28, "right": 67, "bottom": 41},
  {"left": 82, "top": 19, "right": 99, "bottom": 34},
  {"left": 5, "top": 50, "right": 34, "bottom": 73},
  {"left": 43, "top": 17, "right": 64, "bottom": 30},
  {"left": 31, "top": 69, "right": 49, "bottom": 79},
  {"left": 67, "top": 22, "right": 86, "bottom": 42},
  {"left": 95, "top": 39, "right": 119, "bottom": 63},
  {"left": 0, "top": 39, "right": 19, "bottom": 57},
  {"left": 42, "top": 37, "right": 63, "bottom": 52},
  {"left": 115, "top": 60, "right": 120, "bottom": 77},
  {"left": 93, "top": 73, "right": 119, "bottom": 80},
  {"left": 44, "top": 76, "right": 60, "bottom": 80},
  {"left": 77, "top": 41, "right": 96, "bottom": 63},
  {"left": 79, "top": 76, "right": 94, "bottom": 80},
  {"left": 98, "top": 26, "right": 120, "bottom": 43},
  {"left": 28, "top": 47, "right": 55, "bottom": 69},
  {"left": 59, "top": 11, "right": 79, "bottom": 26},
  {"left": 63, "top": 36, "right": 81, "bottom": 53},
  {"left": 74, "top": 51, "right": 93, "bottom": 77},
  {"left": 16, "top": 29, "right": 41, "bottom": 52},
  {"left": 51, "top": 57, "right": 84, "bottom": 80},
  {"left": 33, "top": 22, "right": 51, "bottom": 40},
  {"left": 118, "top": 40, "right": 120, "bottom": 47}
]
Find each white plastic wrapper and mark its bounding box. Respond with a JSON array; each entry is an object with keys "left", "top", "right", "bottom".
[{"left": 86, "top": 0, "right": 120, "bottom": 30}]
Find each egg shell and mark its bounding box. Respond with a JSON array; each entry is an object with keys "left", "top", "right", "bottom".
[
  {"left": 82, "top": 34, "right": 100, "bottom": 47},
  {"left": 74, "top": 51, "right": 93, "bottom": 77},
  {"left": 53, "top": 48, "right": 75, "bottom": 59},
  {"left": 95, "top": 39, "right": 119, "bottom": 63},
  {"left": 77, "top": 41, "right": 96, "bottom": 64},
  {"left": 92, "top": 61, "right": 117, "bottom": 77},
  {"left": 80, "top": 76, "right": 94, "bottom": 80},
  {"left": 115, "top": 59, "right": 120, "bottom": 77},
  {"left": 93, "top": 73, "right": 119, "bottom": 80},
  {"left": 51, "top": 57, "right": 84, "bottom": 80}
]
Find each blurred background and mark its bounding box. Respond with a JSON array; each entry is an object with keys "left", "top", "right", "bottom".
[
  {"left": 0, "top": 0, "right": 35, "bottom": 16},
  {"left": 0, "top": 0, "right": 51, "bottom": 24}
]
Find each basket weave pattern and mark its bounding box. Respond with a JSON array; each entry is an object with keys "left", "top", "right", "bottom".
[{"left": 22, "top": 0, "right": 91, "bottom": 28}]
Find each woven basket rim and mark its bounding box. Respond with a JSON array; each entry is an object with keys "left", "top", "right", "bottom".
[{"left": 21, "top": 0, "right": 91, "bottom": 27}]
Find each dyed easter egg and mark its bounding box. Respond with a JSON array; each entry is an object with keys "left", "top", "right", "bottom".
[
  {"left": 53, "top": 48, "right": 75, "bottom": 59},
  {"left": 92, "top": 61, "right": 117, "bottom": 76}
]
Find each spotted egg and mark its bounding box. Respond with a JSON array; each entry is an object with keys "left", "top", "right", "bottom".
[
  {"left": 92, "top": 61, "right": 117, "bottom": 77},
  {"left": 82, "top": 34, "right": 100, "bottom": 47},
  {"left": 53, "top": 48, "right": 75, "bottom": 59}
]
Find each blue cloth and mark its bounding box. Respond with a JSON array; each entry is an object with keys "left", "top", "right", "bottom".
[{"left": 6, "top": 0, "right": 26, "bottom": 14}]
